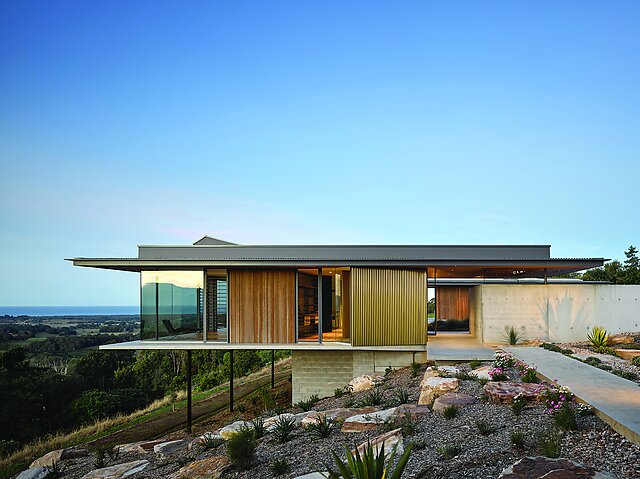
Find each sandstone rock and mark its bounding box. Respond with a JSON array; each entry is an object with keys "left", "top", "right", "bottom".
[
  {"left": 432, "top": 393, "right": 476, "bottom": 414},
  {"left": 80, "top": 460, "right": 149, "bottom": 479},
  {"left": 498, "top": 456, "right": 617, "bottom": 478},
  {"left": 349, "top": 375, "right": 384, "bottom": 393},
  {"left": 521, "top": 339, "right": 544, "bottom": 346},
  {"left": 188, "top": 432, "right": 224, "bottom": 451},
  {"left": 392, "top": 404, "right": 431, "bottom": 420},
  {"left": 134, "top": 440, "right": 166, "bottom": 453},
  {"left": 218, "top": 420, "right": 251, "bottom": 439},
  {"left": 471, "top": 365, "right": 492, "bottom": 380},
  {"left": 153, "top": 439, "right": 188, "bottom": 456},
  {"left": 30, "top": 447, "right": 88, "bottom": 468},
  {"left": 16, "top": 467, "right": 50, "bottom": 479},
  {"left": 418, "top": 377, "right": 460, "bottom": 405},
  {"left": 608, "top": 334, "right": 634, "bottom": 346},
  {"left": 264, "top": 411, "right": 313, "bottom": 431},
  {"left": 341, "top": 407, "right": 398, "bottom": 433},
  {"left": 301, "top": 407, "right": 378, "bottom": 427},
  {"left": 115, "top": 440, "right": 165, "bottom": 455},
  {"left": 354, "top": 428, "right": 404, "bottom": 458},
  {"left": 169, "top": 455, "right": 230, "bottom": 479},
  {"left": 483, "top": 382, "right": 544, "bottom": 404},
  {"left": 615, "top": 348, "right": 640, "bottom": 361}
]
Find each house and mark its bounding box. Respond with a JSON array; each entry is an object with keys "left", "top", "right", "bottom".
[{"left": 69, "top": 237, "right": 639, "bottom": 402}]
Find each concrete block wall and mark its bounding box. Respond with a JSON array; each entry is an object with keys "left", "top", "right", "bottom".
[
  {"left": 292, "top": 349, "right": 427, "bottom": 403},
  {"left": 478, "top": 284, "right": 640, "bottom": 344}
]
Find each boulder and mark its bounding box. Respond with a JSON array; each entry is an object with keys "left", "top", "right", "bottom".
[
  {"left": 80, "top": 460, "right": 149, "bottom": 479},
  {"left": 188, "top": 432, "right": 224, "bottom": 451},
  {"left": 153, "top": 439, "right": 188, "bottom": 456},
  {"left": 169, "top": 455, "right": 230, "bottom": 479},
  {"left": 418, "top": 377, "right": 460, "bottom": 405},
  {"left": 392, "top": 404, "right": 431, "bottom": 420},
  {"left": 432, "top": 393, "right": 476, "bottom": 414},
  {"left": 218, "top": 420, "right": 251, "bottom": 439},
  {"left": 16, "top": 467, "right": 50, "bottom": 479},
  {"left": 484, "top": 382, "right": 545, "bottom": 404},
  {"left": 341, "top": 407, "right": 398, "bottom": 433},
  {"left": 615, "top": 349, "right": 640, "bottom": 361},
  {"left": 422, "top": 365, "right": 460, "bottom": 380},
  {"left": 349, "top": 375, "right": 384, "bottom": 393},
  {"left": 471, "top": 365, "right": 492, "bottom": 380},
  {"left": 301, "top": 407, "right": 378, "bottom": 427},
  {"left": 354, "top": 428, "right": 404, "bottom": 458},
  {"left": 607, "top": 334, "right": 634, "bottom": 346},
  {"left": 498, "top": 456, "right": 617, "bottom": 479},
  {"left": 264, "top": 411, "right": 313, "bottom": 431},
  {"left": 134, "top": 440, "right": 166, "bottom": 453},
  {"left": 30, "top": 447, "right": 88, "bottom": 468},
  {"left": 115, "top": 440, "right": 165, "bottom": 455}
]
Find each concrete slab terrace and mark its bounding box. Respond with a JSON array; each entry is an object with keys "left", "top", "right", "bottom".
[
  {"left": 427, "top": 335, "right": 496, "bottom": 361},
  {"left": 505, "top": 346, "right": 640, "bottom": 446}
]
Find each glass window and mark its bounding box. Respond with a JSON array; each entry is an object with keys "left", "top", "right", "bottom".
[
  {"left": 141, "top": 271, "right": 203, "bottom": 340},
  {"left": 297, "top": 269, "right": 319, "bottom": 341},
  {"left": 321, "top": 268, "right": 350, "bottom": 342},
  {"left": 206, "top": 270, "right": 228, "bottom": 342}
]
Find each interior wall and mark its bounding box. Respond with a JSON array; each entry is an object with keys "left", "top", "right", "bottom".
[
  {"left": 479, "top": 284, "right": 640, "bottom": 343},
  {"left": 228, "top": 269, "right": 296, "bottom": 343}
]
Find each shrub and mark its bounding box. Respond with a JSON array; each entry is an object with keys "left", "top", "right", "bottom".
[
  {"left": 396, "top": 411, "right": 415, "bottom": 436},
  {"left": 334, "top": 387, "right": 346, "bottom": 398},
  {"left": 594, "top": 346, "right": 619, "bottom": 357},
  {"left": 296, "top": 394, "right": 320, "bottom": 412},
  {"left": 437, "top": 443, "right": 461, "bottom": 460},
  {"left": 632, "top": 356, "right": 640, "bottom": 367},
  {"left": 454, "top": 371, "right": 474, "bottom": 381},
  {"left": 503, "top": 325, "right": 522, "bottom": 345},
  {"left": 488, "top": 367, "right": 509, "bottom": 381},
  {"left": 588, "top": 326, "right": 609, "bottom": 349},
  {"left": 575, "top": 403, "right": 594, "bottom": 416},
  {"left": 443, "top": 404, "right": 458, "bottom": 419},
  {"left": 477, "top": 377, "right": 489, "bottom": 386},
  {"left": 360, "top": 388, "right": 384, "bottom": 407},
  {"left": 540, "top": 343, "right": 574, "bottom": 355},
  {"left": 475, "top": 419, "right": 494, "bottom": 436},
  {"left": 410, "top": 361, "right": 421, "bottom": 378},
  {"left": 325, "top": 442, "right": 412, "bottom": 479},
  {"left": 555, "top": 404, "right": 578, "bottom": 430},
  {"left": 271, "top": 458, "right": 289, "bottom": 476},
  {"left": 538, "top": 431, "right": 562, "bottom": 458},
  {"left": 511, "top": 430, "right": 525, "bottom": 449},
  {"left": 584, "top": 356, "right": 602, "bottom": 366},
  {"left": 272, "top": 415, "right": 296, "bottom": 443},
  {"left": 91, "top": 445, "right": 120, "bottom": 468},
  {"left": 409, "top": 437, "right": 427, "bottom": 450},
  {"left": 597, "top": 363, "right": 613, "bottom": 371},
  {"left": 494, "top": 352, "right": 516, "bottom": 368},
  {"left": 385, "top": 365, "right": 393, "bottom": 376},
  {"left": 260, "top": 387, "right": 275, "bottom": 412},
  {"left": 227, "top": 426, "right": 256, "bottom": 468},
  {"left": 395, "top": 387, "right": 410, "bottom": 405},
  {"left": 520, "top": 367, "right": 539, "bottom": 383},
  {"left": 201, "top": 432, "right": 224, "bottom": 449},
  {"left": 306, "top": 415, "right": 335, "bottom": 438},
  {"left": 612, "top": 369, "right": 639, "bottom": 381},
  {"left": 541, "top": 385, "right": 575, "bottom": 413},
  {"left": 251, "top": 416, "right": 266, "bottom": 439},
  {"left": 511, "top": 395, "right": 527, "bottom": 415},
  {"left": 469, "top": 358, "right": 482, "bottom": 370}
]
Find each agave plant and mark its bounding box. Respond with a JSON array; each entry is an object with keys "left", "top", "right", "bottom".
[
  {"left": 502, "top": 325, "right": 522, "bottom": 345},
  {"left": 587, "top": 326, "right": 609, "bottom": 349},
  {"left": 325, "top": 442, "right": 412, "bottom": 479}
]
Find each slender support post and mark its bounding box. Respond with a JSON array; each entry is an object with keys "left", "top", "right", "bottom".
[
  {"left": 271, "top": 350, "right": 275, "bottom": 388},
  {"left": 186, "top": 350, "right": 192, "bottom": 434},
  {"left": 544, "top": 268, "right": 548, "bottom": 285},
  {"left": 229, "top": 349, "right": 234, "bottom": 412}
]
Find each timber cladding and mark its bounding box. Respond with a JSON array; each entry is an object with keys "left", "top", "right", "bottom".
[
  {"left": 351, "top": 268, "right": 427, "bottom": 346},
  {"left": 436, "top": 286, "right": 470, "bottom": 320},
  {"left": 228, "top": 269, "right": 295, "bottom": 343}
]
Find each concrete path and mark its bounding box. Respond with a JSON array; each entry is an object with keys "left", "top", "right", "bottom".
[
  {"left": 505, "top": 346, "right": 640, "bottom": 445},
  {"left": 428, "top": 335, "right": 495, "bottom": 361}
]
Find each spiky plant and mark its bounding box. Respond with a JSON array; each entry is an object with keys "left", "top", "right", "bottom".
[
  {"left": 325, "top": 442, "right": 412, "bottom": 479},
  {"left": 272, "top": 415, "right": 296, "bottom": 443},
  {"left": 306, "top": 414, "right": 336, "bottom": 438},
  {"left": 503, "top": 325, "right": 522, "bottom": 345},
  {"left": 587, "top": 326, "right": 609, "bottom": 349}
]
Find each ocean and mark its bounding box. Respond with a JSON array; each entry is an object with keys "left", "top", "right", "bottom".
[{"left": 0, "top": 306, "right": 139, "bottom": 317}]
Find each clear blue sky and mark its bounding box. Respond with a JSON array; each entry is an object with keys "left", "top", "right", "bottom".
[{"left": 1, "top": 1, "right": 639, "bottom": 306}]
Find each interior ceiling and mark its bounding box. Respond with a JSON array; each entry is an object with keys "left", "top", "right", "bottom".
[{"left": 427, "top": 266, "right": 579, "bottom": 279}]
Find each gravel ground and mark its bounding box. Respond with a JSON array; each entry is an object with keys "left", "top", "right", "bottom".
[{"left": 30, "top": 360, "right": 640, "bottom": 479}]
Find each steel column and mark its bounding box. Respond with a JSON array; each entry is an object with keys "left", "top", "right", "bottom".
[
  {"left": 229, "top": 349, "right": 234, "bottom": 412},
  {"left": 186, "top": 350, "right": 192, "bottom": 434}
]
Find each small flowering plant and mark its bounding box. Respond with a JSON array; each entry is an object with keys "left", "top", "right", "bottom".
[
  {"left": 494, "top": 352, "right": 516, "bottom": 368},
  {"left": 540, "top": 385, "right": 575, "bottom": 413},
  {"left": 520, "top": 365, "right": 540, "bottom": 383},
  {"left": 488, "top": 367, "right": 509, "bottom": 381}
]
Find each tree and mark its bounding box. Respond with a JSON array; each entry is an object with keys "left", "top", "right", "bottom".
[{"left": 623, "top": 245, "right": 640, "bottom": 284}]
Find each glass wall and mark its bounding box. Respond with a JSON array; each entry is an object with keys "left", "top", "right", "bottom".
[
  {"left": 206, "top": 269, "right": 228, "bottom": 342},
  {"left": 321, "top": 267, "right": 350, "bottom": 342},
  {"left": 297, "top": 269, "right": 319, "bottom": 341},
  {"left": 141, "top": 271, "right": 203, "bottom": 340}
]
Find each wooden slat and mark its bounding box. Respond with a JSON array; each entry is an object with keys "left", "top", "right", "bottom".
[
  {"left": 437, "top": 286, "right": 470, "bottom": 320},
  {"left": 229, "top": 269, "right": 295, "bottom": 343}
]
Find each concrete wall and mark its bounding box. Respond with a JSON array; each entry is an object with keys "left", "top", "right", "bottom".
[
  {"left": 478, "top": 284, "right": 640, "bottom": 344},
  {"left": 291, "top": 350, "right": 427, "bottom": 403}
]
